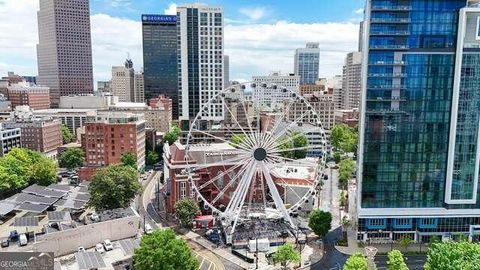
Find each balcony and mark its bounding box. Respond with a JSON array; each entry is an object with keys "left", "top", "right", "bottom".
[
  {"left": 369, "top": 44, "right": 409, "bottom": 50},
  {"left": 369, "top": 61, "right": 406, "bottom": 66},
  {"left": 371, "top": 18, "right": 411, "bottom": 24},
  {"left": 366, "top": 97, "right": 406, "bottom": 102},
  {"left": 366, "top": 109, "right": 407, "bottom": 115},
  {"left": 368, "top": 73, "right": 406, "bottom": 78},
  {"left": 367, "top": 84, "right": 406, "bottom": 90},
  {"left": 370, "top": 30, "right": 410, "bottom": 36},
  {"left": 371, "top": 6, "right": 411, "bottom": 11}
]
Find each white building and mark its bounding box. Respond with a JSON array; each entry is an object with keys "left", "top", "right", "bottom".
[
  {"left": 329, "top": 75, "right": 344, "bottom": 110},
  {"left": 342, "top": 52, "right": 362, "bottom": 110},
  {"left": 178, "top": 4, "right": 224, "bottom": 122},
  {"left": 252, "top": 72, "right": 300, "bottom": 108},
  {"left": 134, "top": 70, "right": 144, "bottom": 103},
  {"left": 111, "top": 59, "right": 135, "bottom": 102}
]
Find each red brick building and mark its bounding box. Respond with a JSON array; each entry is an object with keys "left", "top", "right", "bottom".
[
  {"left": 5, "top": 86, "right": 50, "bottom": 110},
  {"left": 83, "top": 113, "right": 146, "bottom": 169}
]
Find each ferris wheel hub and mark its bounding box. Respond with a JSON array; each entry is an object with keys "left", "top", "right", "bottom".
[{"left": 253, "top": 148, "right": 267, "bottom": 161}]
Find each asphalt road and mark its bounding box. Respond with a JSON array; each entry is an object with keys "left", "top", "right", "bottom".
[
  {"left": 311, "top": 227, "right": 348, "bottom": 270},
  {"left": 375, "top": 255, "right": 426, "bottom": 270}
]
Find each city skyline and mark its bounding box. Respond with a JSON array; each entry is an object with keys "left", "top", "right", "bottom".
[{"left": 0, "top": 0, "right": 363, "bottom": 86}]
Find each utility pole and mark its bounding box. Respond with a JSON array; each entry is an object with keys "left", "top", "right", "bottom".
[{"left": 255, "top": 237, "right": 258, "bottom": 269}]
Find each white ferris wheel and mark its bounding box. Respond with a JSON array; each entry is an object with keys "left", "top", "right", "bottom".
[{"left": 184, "top": 82, "right": 327, "bottom": 243}]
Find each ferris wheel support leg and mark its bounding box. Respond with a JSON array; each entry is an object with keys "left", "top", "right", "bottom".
[
  {"left": 230, "top": 163, "right": 257, "bottom": 234},
  {"left": 260, "top": 163, "right": 296, "bottom": 229}
]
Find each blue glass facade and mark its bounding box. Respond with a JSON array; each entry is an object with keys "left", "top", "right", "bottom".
[
  {"left": 142, "top": 15, "right": 179, "bottom": 118},
  {"left": 358, "top": 0, "right": 480, "bottom": 241},
  {"left": 294, "top": 44, "right": 320, "bottom": 85}
]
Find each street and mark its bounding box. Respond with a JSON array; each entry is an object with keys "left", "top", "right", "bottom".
[
  {"left": 375, "top": 255, "right": 426, "bottom": 270},
  {"left": 318, "top": 165, "right": 341, "bottom": 228}
]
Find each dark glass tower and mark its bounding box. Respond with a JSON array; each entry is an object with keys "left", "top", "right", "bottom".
[
  {"left": 358, "top": 0, "right": 480, "bottom": 243},
  {"left": 142, "top": 14, "right": 179, "bottom": 119}
]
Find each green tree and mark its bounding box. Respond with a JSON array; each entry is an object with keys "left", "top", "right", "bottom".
[
  {"left": 428, "top": 235, "right": 440, "bottom": 246},
  {"left": 341, "top": 216, "right": 352, "bottom": 232},
  {"left": 424, "top": 241, "right": 480, "bottom": 270},
  {"left": 278, "top": 131, "right": 308, "bottom": 159},
  {"left": 164, "top": 124, "right": 181, "bottom": 145},
  {"left": 272, "top": 243, "right": 301, "bottom": 270},
  {"left": 174, "top": 198, "right": 200, "bottom": 229},
  {"left": 339, "top": 190, "right": 347, "bottom": 208},
  {"left": 31, "top": 158, "right": 57, "bottom": 186},
  {"left": 331, "top": 124, "right": 358, "bottom": 153},
  {"left": 61, "top": 125, "right": 74, "bottom": 144},
  {"left": 387, "top": 250, "right": 409, "bottom": 270},
  {"left": 146, "top": 151, "right": 159, "bottom": 166},
  {"left": 339, "top": 158, "right": 355, "bottom": 188},
  {"left": 343, "top": 253, "right": 368, "bottom": 270},
  {"left": 133, "top": 228, "right": 199, "bottom": 270},
  {"left": 308, "top": 210, "right": 332, "bottom": 238},
  {"left": 121, "top": 152, "right": 137, "bottom": 169},
  {"left": 399, "top": 235, "right": 412, "bottom": 253},
  {"left": 333, "top": 151, "right": 342, "bottom": 163},
  {"left": 59, "top": 148, "right": 85, "bottom": 170},
  {"left": 230, "top": 134, "right": 247, "bottom": 148},
  {"left": 88, "top": 165, "right": 141, "bottom": 210}
]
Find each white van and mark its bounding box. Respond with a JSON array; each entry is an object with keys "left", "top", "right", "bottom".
[{"left": 19, "top": 234, "right": 27, "bottom": 246}]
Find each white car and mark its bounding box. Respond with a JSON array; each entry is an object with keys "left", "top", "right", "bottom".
[
  {"left": 19, "top": 234, "right": 27, "bottom": 246},
  {"left": 103, "top": 239, "right": 113, "bottom": 251},
  {"left": 90, "top": 213, "right": 100, "bottom": 222},
  {"left": 145, "top": 224, "right": 153, "bottom": 234},
  {"left": 78, "top": 246, "right": 86, "bottom": 252},
  {"left": 95, "top": 243, "right": 105, "bottom": 254}
]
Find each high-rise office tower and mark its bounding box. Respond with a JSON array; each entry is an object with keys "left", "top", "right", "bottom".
[
  {"left": 177, "top": 4, "right": 224, "bottom": 125},
  {"left": 36, "top": 0, "right": 94, "bottom": 107},
  {"left": 358, "top": 0, "right": 480, "bottom": 243},
  {"left": 342, "top": 52, "right": 362, "bottom": 110},
  {"left": 294, "top": 42, "right": 320, "bottom": 85},
  {"left": 142, "top": 14, "right": 178, "bottom": 118},
  {"left": 111, "top": 59, "right": 134, "bottom": 102},
  {"left": 134, "top": 70, "right": 145, "bottom": 103}
]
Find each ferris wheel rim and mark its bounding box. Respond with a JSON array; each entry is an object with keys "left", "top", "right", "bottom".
[{"left": 184, "top": 81, "right": 328, "bottom": 220}]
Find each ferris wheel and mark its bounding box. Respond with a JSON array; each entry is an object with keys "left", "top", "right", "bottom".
[{"left": 184, "top": 82, "right": 327, "bottom": 242}]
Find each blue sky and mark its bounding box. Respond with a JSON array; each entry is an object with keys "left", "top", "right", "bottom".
[{"left": 0, "top": 0, "right": 364, "bottom": 85}]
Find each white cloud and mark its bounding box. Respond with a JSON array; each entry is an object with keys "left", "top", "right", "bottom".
[
  {"left": 238, "top": 7, "right": 267, "bottom": 21},
  {"left": 106, "top": 0, "right": 131, "bottom": 8},
  {"left": 355, "top": 8, "right": 364, "bottom": 14},
  {"left": 164, "top": 3, "right": 177, "bottom": 15}
]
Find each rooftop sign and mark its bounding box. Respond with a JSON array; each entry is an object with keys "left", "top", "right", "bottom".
[{"left": 142, "top": 14, "right": 177, "bottom": 24}]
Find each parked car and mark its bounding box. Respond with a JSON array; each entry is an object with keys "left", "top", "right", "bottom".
[
  {"left": 9, "top": 230, "right": 18, "bottom": 242},
  {"left": 95, "top": 243, "right": 105, "bottom": 254},
  {"left": 144, "top": 224, "right": 153, "bottom": 234},
  {"left": 103, "top": 239, "right": 113, "bottom": 251},
  {"left": 19, "top": 234, "right": 27, "bottom": 246},
  {"left": 1, "top": 239, "right": 9, "bottom": 248},
  {"left": 78, "top": 246, "right": 86, "bottom": 252}
]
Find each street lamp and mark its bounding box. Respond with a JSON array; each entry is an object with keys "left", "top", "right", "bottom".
[{"left": 365, "top": 246, "right": 378, "bottom": 270}]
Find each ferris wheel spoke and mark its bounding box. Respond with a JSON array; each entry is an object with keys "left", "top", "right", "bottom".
[
  {"left": 230, "top": 162, "right": 257, "bottom": 233},
  {"left": 268, "top": 154, "right": 320, "bottom": 168},
  {"left": 188, "top": 153, "right": 251, "bottom": 172},
  {"left": 210, "top": 159, "right": 252, "bottom": 206},
  {"left": 197, "top": 161, "right": 246, "bottom": 191},
  {"left": 263, "top": 110, "right": 312, "bottom": 151},
  {"left": 267, "top": 124, "right": 323, "bottom": 152},
  {"left": 223, "top": 98, "right": 256, "bottom": 148},
  {"left": 269, "top": 145, "right": 324, "bottom": 155},
  {"left": 240, "top": 100, "right": 255, "bottom": 136},
  {"left": 259, "top": 162, "right": 295, "bottom": 228},
  {"left": 225, "top": 159, "right": 255, "bottom": 215},
  {"left": 192, "top": 128, "right": 251, "bottom": 152}
]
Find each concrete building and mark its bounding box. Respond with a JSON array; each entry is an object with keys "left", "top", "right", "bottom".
[
  {"left": 328, "top": 75, "right": 344, "bottom": 110},
  {"left": 334, "top": 109, "right": 358, "bottom": 128},
  {"left": 342, "top": 52, "right": 362, "bottom": 110},
  {"left": 83, "top": 113, "right": 146, "bottom": 169},
  {"left": 287, "top": 93, "right": 336, "bottom": 130},
  {"left": 299, "top": 81, "right": 327, "bottom": 96},
  {"left": 111, "top": 59, "right": 135, "bottom": 102},
  {"left": 4, "top": 106, "right": 62, "bottom": 156},
  {"left": 34, "top": 108, "right": 98, "bottom": 136},
  {"left": 0, "top": 124, "right": 21, "bottom": 156},
  {"left": 294, "top": 42, "right": 320, "bottom": 85},
  {"left": 3, "top": 83, "right": 50, "bottom": 110},
  {"left": 134, "top": 70, "right": 145, "bottom": 103},
  {"left": 36, "top": 0, "right": 94, "bottom": 107},
  {"left": 252, "top": 72, "right": 300, "bottom": 108},
  {"left": 59, "top": 95, "right": 117, "bottom": 110},
  {"left": 178, "top": 4, "right": 224, "bottom": 124},
  {"left": 358, "top": 0, "right": 480, "bottom": 243},
  {"left": 142, "top": 14, "right": 178, "bottom": 119}
]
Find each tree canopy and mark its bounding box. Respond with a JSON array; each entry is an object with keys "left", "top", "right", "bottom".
[
  {"left": 59, "top": 148, "right": 85, "bottom": 170},
  {"left": 272, "top": 243, "right": 301, "bottom": 270},
  {"left": 279, "top": 131, "right": 308, "bottom": 159},
  {"left": 230, "top": 134, "right": 247, "bottom": 149},
  {"left": 424, "top": 241, "right": 480, "bottom": 270},
  {"left": 146, "top": 151, "right": 159, "bottom": 166},
  {"left": 174, "top": 198, "right": 200, "bottom": 228},
  {"left": 88, "top": 164, "right": 141, "bottom": 210},
  {"left": 164, "top": 124, "right": 181, "bottom": 145},
  {"left": 121, "top": 152, "right": 137, "bottom": 170},
  {"left": 0, "top": 148, "right": 57, "bottom": 195},
  {"left": 387, "top": 250, "right": 409, "bottom": 270},
  {"left": 338, "top": 158, "right": 355, "bottom": 188},
  {"left": 61, "top": 125, "right": 74, "bottom": 144},
  {"left": 308, "top": 210, "right": 332, "bottom": 238},
  {"left": 331, "top": 124, "right": 358, "bottom": 153},
  {"left": 343, "top": 253, "right": 368, "bottom": 270},
  {"left": 133, "top": 228, "right": 199, "bottom": 270}
]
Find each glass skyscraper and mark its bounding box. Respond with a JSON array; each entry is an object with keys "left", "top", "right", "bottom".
[
  {"left": 358, "top": 0, "right": 480, "bottom": 243},
  {"left": 142, "top": 15, "right": 179, "bottom": 119},
  {"left": 294, "top": 42, "right": 320, "bottom": 85}
]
